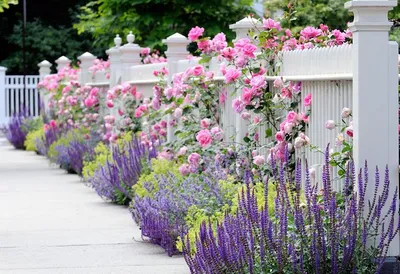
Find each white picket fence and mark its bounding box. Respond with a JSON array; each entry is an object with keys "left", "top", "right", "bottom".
[{"left": 0, "top": 68, "right": 41, "bottom": 125}]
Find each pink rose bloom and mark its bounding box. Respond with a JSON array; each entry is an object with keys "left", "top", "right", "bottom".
[
  {"left": 188, "top": 26, "right": 204, "bottom": 41},
  {"left": 224, "top": 68, "right": 241, "bottom": 83},
  {"left": 275, "top": 131, "right": 285, "bottom": 142},
  {"left": 299, "top": 112, "right": 309, "bottom": 123},
  {"left": 200, "top": 118, "right": 211, "bottom": 129},
  {"left": 332, "top": 29, "right": 346, "bottom": 44},
  {"left": 141, "top": 47, "right": 150, "bottom": 55},
  {"left": 50, "top": 120, "right": 57, "bottom": 129},
  {"left": 197, "top": 39, "right": 211, "bottom": 53},
  {"left": 320, "top": 24, "right": 329, "bottom": 32},
  {"left": 242, "top": 44, "right": 257, "bottom": 58},
  {"left": 90, "top": 87, "right": 99, "bottom": 97},
  {"left": 253, "top": 116, "right": 261, "bottom": 124},
  {"left": 241, "top": 87, "right": 253, "bottom": 105},
  {"left": 221, "top": 47, "right": 237, "bottom": 61},
  {"left": 241, "top": 112, "right": 251, "bottom": 120},
  {"left": 159, "top": 129, "right": 167, "bottom": 137},
  {"left": 211, "top": 33, "right": 227, "bottom": 52},
  {"left": 304, "top": 93, "right": 312, "bottom": 107},
  {"left": 104, "top": 115, "right": 115, "bottom": 124},
  {"left": 192, "top": 65, "right": 204, "bottom": 77},
  {"left": 273, "top": 78, "right": 284, "bottom": 88},
  {"left": 177, "top": 146, "right": 187, "bottom": 156},
  {"left": 294, "top": 137, "right": 305, "bottom": 149},
  {"left": 284, "top": 122, "right": 294, "bottom": 134},
  {"left": 135, "top": 109, "right": 143, "bottom": 118},
  {"left": 211, "top": 126, "right": 223, "bottom": 141},
  {"left": 253, "top": 155, "right": 265, "bottom": 166},
  {"left": 159, "top": 150, "right": 174, "bottom": 160},
  {"left": 160, "top": 120, "right": 167, "bottom": 128},
  {"left": 174, "top": 108, "right": 183, "bottom": 119},
  {"left": 232, "top": 98, "right": 244, "bottom": 113},
  {"left": 196, "top": 129, "right": 212, "bottom": 147},
  {"left": 84, "top": 97, "right": 96, "bottom": 108},
  {"left": 250, "top": 75, "right": 266, "bottom": 90},
  {"left": 105, "top": 123, "right": 113, "bottom": 132},
  {"left": 219, "top": 89, "right": 227, "bottom": 105},
  {"left": 300, "top": 26, "right": 322, "bottom": 40},
  {"left": 263, "top": 18, "right": 281, "bottom": 31},
  {"left": 325, "top": 120, "right": 336, "bottom": 130},
  {"left": 43, "top": 124, "right": 50, "bottom": 132},
  {"left": 286, "top": 111, "right": 298, "bottom": 124},
  {"left": 341, "top": 107, "right": 352, "bottom": 118},
  {"left": 345, "top": 126, "right": 353, "bottom": 137},
  {"left": 234, "top": 38, "right": 250, "bottom": 49},
  {"left": 179, "top": 164, "right": 190, "bottom": 176},
  {"left": 106, "top": 100, "right": 114, "bottom": 108},
  {"left": 118, "top": 109, "right": 124, "bottom": 116},
  {"left": 188, "top": 153, "right": 201, "bottom": 168},
  {"left": 285, "top": 29, "right": 292, "bottom": 37}
]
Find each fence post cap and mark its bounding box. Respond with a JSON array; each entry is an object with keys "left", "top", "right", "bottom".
[
  {"left": 78, "top": 52, "right": 96, "bottom": 61},
  {"left": 0, "top": 66, "right": 7, "bottom": 72},
  {"left": 229, "top": 16, "right": 262, "bottom": 30},
  {"left": 163, "top": 33, "right": 188, "bottom": 44},
  {"left": 38, "top": 60, "right": 52, "bottom": 68},
  {"left": 55, "top": 56, "right": 71, "bottom": 63},
  {"left": 114, "top": 34, "right": 122, "bottom": 47}
]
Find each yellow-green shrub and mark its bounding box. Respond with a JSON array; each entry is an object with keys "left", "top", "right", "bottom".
[{"left": 24, "top": 128, "right": 44, "bottom": 152}]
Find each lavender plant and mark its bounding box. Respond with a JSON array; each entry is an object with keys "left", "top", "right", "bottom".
[
  {"left": 182, "top": 147, "right": 400, "bottom": 274},
  {"left": 4, "top": 108, "right": 32, "bottom": 149},
  {"left": 90, "top": 136, "right": 157, "bottom": 205}
]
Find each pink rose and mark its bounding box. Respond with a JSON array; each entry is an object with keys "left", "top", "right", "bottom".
[
  {"left": 273, "top": 78, "right": 283, "bottom": 88},
  {"left": 211, "top": 126, "right": 224, "bottom": 141},
  {"left": 192, "top": 65, "right": 204, "bottom": 77},
  {"left": 177, "top": 146, "right": 187, "bottom": 156},
  {"left": 141, "top": 47, "right": 150, "bottom": 55},
  {"left": 174, "top": 108, "right": 183, "bottom": 119},
  {"left": 196, "top": 129, "right": 212, "bottom": 147},
  {"left": 304, "top": 94, "right": 312, "bottom": 107},
  {"left": 43, "top": 124, "right": 50, "bottom": 132},
  {"left": 224, "top": 68, "right": 241, "bottom": 83},
  {"left": 341, "top": 107, "right": 352, "bottom": 118},
  {"left": 325, "top": 120, "right": 336, "bottom": 130},
  {"left": 300, "top": 26, "right": 322, "bottom": 40},
  {"left": 253, "top": 155, "right": 265, "bottom": 166},
  {"left": 250, "top": 75, "right": 266, "bottom": 90},
  {"left": 232, "top": 98, "right": 244, "bottom": 113},
  {"left": 286, "top": 111, "right": 298, "bottom": 124},
  {"left": 241, "top": 112, "right": 251, "bottom": 120},
  {"left": 50, "top": 120, "right": 57, "bottom": 129},
  {"left": 253, "top": 116, "right": 261, "bottom": 124},
  {"left": 241, "top": 88, "right": 253, "bottom": 105},
  {"left": 106, "top": 100, "right": 114, "bottom": 108},
  {"left": 84, "top": 97, "right": 96, "bottom": 108},
  {"left": 188, "top": 153, "right": 201, "bottom": 168},
  {"left": 263, "top": 18, "right": 281, "bottom": 31},
  {"left": 200, "top": 118, "right": 211, "bottom": 129},
  {"left": 345, "top": 126, "right": 353, "bottom": 137},
  {"left": 179, "top": 164, "right": 190, "bottom": 176},
  {"left": 242, "top": 44, "right": 257, "bottom": 58},
  {"left": 275, "top": 131, "right": 285, "bottom": 142},
  {"left": 188, "top": 26, "right": 204, "bottom": 41}
]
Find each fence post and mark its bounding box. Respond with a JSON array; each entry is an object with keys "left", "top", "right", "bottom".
[
  {"left": 119, "top": 31, "right": 142, "bottom": 82},
  {"left": 55, "top": 56, "right": 71, "bottom": 72},
  {"left": 0, "top": 66, "right": 7, "bottom": 126},
  {"left": 37, "top": 60, "right": 52, "bottom": 116},
  {"left": 78, "top": 52, "right": 96, "bottom": 86},
  {"left": 229, "top": 17, "right": 263, "bottom": 145},
  {"left": 345, "top": 0, "right": 399, "bottom": 257},
  {"left": 106, "top": 34, "right": 123, "bottom": 87},
  {"left": 163, "top": 33, "right": 189, "bottom": 142}
]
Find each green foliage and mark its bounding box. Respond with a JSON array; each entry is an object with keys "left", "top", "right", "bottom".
[
  {"left": 48, "top": 128, "right": 87, "bottom": 162},
  {"left": 82, "top": 141, "right": 110, "bottom": 179},
  {"left": 0, "top": 0, "right": 17, "bottom": 13},
  {"left": 132, "top": 158, "right": 181, "bottom": 199},
  {"left": 74, "top": 0, "right": 254, "bottom": 50},
  {"left": 0, "top": 19, "right": 104, "bottom": 74}
]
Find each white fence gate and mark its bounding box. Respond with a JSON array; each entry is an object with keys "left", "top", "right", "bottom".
[{"left": 0, "top": 67, "right": 41, "bottom": 125}]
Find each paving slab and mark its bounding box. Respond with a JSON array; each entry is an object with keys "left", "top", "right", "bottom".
[{"left": 0, "top": 139, "right": 189, "bottom": 274}]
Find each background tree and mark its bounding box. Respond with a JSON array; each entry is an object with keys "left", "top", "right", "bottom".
[
  {"left": 74, "top": 0, "right": 255, "bottom": 50},
  {"left": 0, "top": 0, "right": 105, "bottom": 74},
  {"left": 0, "top": 0, "right": 17, "bottom": 12}
]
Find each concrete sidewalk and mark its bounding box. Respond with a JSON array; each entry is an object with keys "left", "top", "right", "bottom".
[{"left": 0, "top": 138, "right": 188, "bottom": 274}]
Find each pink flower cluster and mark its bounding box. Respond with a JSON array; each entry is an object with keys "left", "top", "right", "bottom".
[
  {"left": 38, "top": 65, "right": 80, "bottom": 92},
  {"left": 89, "top": 58, "right": 111, "bottom": 79},
  {"left": 140, "top": 48, "right": 167, "bottom": 64}
]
